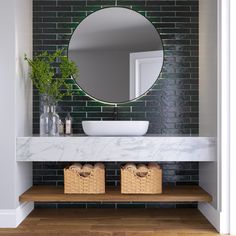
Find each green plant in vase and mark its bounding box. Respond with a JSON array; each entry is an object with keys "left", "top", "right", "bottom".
[
  {"left": 24, "top": 49, "right": 79, "bottom": 136},
  {"left": 24, "top": 49, "right": 79, "bottom": 104}
]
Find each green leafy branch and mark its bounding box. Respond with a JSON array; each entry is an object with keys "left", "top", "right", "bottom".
[{"left": 24, "top": 49, "right": 79, "bottom": 103}]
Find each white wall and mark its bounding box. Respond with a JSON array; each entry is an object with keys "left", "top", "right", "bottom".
[
  {"left": 199, "top": 0, "right": 218, "bottom": 137},
  {"left": 199, "top": 0, "right": 218, "bottom": 208},
  {"left": 0, "top": 0, "right": 33, "bottom": 227},
  {"left": 198, "top": 1, "right": 220, "bottom": 232},
  {"left": 230, "top": 0, "right": 236, "bottom": 233},
  {"left": 15, "top": 0, "right": 33, "bottom": 202},
  {"left": 199, "top": 0, "right": 236, "bottom": 234},
  {"left": 0, "top": 0, "right": 18, "bottom": 210}
]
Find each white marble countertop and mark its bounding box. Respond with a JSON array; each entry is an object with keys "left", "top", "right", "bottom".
[{"left": 16, "top": 136, "right": 216, "bottom": 162}]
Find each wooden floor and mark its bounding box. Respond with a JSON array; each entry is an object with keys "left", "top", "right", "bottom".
[
  {"left": 0, "top": 208, "right": 222, "bottom": 236},
  {"left": 20, "top": 185, "right": 212, "bottom": 203}
]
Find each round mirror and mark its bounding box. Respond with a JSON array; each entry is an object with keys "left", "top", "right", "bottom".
[{"left": 68, "top": 7, "right": 163, "bottom": 104}]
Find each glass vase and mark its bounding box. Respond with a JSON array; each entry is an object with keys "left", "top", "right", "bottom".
[
  {"left": 48, "top": 105, "right": 59, "bottom": 136},
  {"left": 40, "top": 105, "right": 50, "bottom": 136}
]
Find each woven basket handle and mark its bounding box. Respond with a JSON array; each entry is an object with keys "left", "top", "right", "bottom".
[
  {"left": 135, "top": 171, "right": 150, "bottom": 178},
  {"left": 77, "top": 171, "right": 92, "bottom": 178}
]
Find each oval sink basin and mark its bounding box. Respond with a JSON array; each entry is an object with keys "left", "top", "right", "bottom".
[{"left": 82, "top": 121, "right": 149, "bottom": 136}]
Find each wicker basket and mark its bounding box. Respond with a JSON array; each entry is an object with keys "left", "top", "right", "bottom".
[
  {"left": 64, "top": 163, "right": 105, "bottom": 194},
  {"left": 121, "top": 163, "right": 162, "bottom": 194}
]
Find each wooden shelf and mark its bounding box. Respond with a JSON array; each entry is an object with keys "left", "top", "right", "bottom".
[{"left": 20, "top": 185, "right": 212, "bottom": 203}]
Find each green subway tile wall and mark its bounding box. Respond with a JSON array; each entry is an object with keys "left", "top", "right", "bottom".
[{"left": 33, "top": 0, "right": 199, "bottom": 208}]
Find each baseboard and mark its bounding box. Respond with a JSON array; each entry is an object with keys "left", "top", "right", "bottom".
[
  {"left": 0, "top": 202, "right": 34, "bottom": 228},
  {"left": 198, "top": 202, "right": 221, "bottom": 232}
]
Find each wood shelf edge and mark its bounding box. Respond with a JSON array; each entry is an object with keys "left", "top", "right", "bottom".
[{"left": 20, "top": 185, "right": 212, "bottom": 203}]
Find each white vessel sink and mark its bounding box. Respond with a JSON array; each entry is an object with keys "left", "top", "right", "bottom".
[{"left": 82, "top": 121, "right": 149, "bottom": 136}]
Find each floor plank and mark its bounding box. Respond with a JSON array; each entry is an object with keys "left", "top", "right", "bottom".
[
  {"left": 19, "top": 185, "right": 212, "bottom": 202},
  {"left": 0, "top": 208, "right": 222, "bottom": 236}
]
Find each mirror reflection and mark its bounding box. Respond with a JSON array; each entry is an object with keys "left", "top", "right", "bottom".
[{"left": 68, "top": 7, "right": 163, "bottom": 103}]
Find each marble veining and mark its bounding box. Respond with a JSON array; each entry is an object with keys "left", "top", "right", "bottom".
[{"left": 16, "top": 136, "right": 216, "bottom": 162}]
